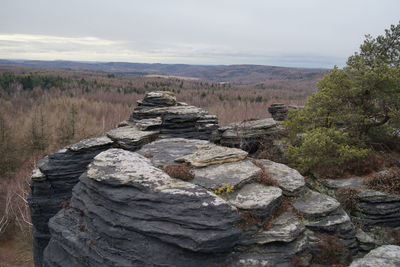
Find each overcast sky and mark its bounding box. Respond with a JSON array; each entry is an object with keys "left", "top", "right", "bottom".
[{"left": 0, "top": 0, "right": 399, "bottom": 68}]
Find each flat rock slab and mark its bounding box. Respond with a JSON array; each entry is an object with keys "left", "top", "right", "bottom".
[
  {"left": 131, "top": 117, "right": 162, "bottom": 130},
  {"left": 139, "top": 91, "right": 176, "bottom": 106},
  {"left": 138, "top": 138, "right": 209, "bottom": 168},
  {"left": 293, "top": 190, "right": 340, "bottom": 218},
  {"left": 248, "top": 212, "right": 305, "bottom": 244},
  {"left": 175, "top": 144, "right": 248, "bottom": 167},
  {"left": 350, "top": 245, "right": 400, "bottom": 267},
  {"left": 322, "top": 177, "right": 366, "bottom": 189},
  {"left": 132, "top": 105, "right": 207, "bottom": 120},
  {"left": 257, "top": 160, "right": 305, "bottom": 196},
  {"left": 219, "top": 118, "right": 278, "bottom": 138},
  {"left": 358, "top": 189, "right": 400, "bottom": 203},
  {"left": 192, "top": 160, "right": 260, "bottom": 190},
  {"left": 106, "top": 126, "right": 158, "bottom": 151},
  {"left": 228, "top": 183, "right": 282, "bottom": 217},
  {"left": 67, "top": 136, "right": 114, "bottom": 152},
  {"left": 306, "top": 208, "right": 352, "bottom": 232}
]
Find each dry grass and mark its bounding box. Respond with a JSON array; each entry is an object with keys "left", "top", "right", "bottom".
[
  {"left": 364, "top": 167, "right": 400, "bottom": 194},
  {"left": 336, "top": 188, "right": 361, "bottom": 214},
  {"left": 163, "top": 164, "right": 194, "bottom": 181},
  {"left": 312, "top": 233, "right": 346, "bottom": 266}
]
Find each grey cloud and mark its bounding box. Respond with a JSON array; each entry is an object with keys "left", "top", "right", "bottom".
[{"left": 0, "top": 0, "right": 399, "bottom": 67}]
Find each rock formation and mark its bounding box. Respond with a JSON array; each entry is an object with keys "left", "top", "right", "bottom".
[
  {"left": 212, "top": 118, "right": 281, "bottom": 152},
  {"left": 28, "top": 91, "right": 400, "bottom": 267},
  {"left": 126, "top": 91, "right": 218, "bottom": 140},
  {"left": 37, "top": 135, "right": 362, "bottom": 266},
  {"left": 268, "top": 103, "right": 288, "bottom": 121},
  {"left": 267, "top": 103, "right": 303, "bottom": 121}
]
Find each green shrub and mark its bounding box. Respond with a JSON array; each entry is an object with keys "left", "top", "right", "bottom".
[{"left": 286, "top": 127, "right": 370, "bottom": 176}]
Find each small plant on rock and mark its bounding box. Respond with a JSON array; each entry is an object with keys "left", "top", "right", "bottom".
[
  {"left": 163, "top": 164, "right": 194, "bottom": 181},
  {"left": 213, "top": 184, "right": 235, "bottom": 196}
]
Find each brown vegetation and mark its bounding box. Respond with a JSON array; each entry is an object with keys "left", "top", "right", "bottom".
[
  {"left": 336, "top": 188, "right": 361, "bottom": 214},
  {"left": 365, "top": 167, "right": 400, "bottom": 195},
  {"left": 312, "top": 233, "right": 346, "bottom": 266},
  {"left": 163, "top": 164, "right": 194, "bottom": 181}
]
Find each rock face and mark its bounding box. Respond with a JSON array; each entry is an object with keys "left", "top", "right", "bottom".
[
  {"left": 350, "top": 245, "right": 400, "bottom": 266},
  {"left": 212, "top": 118, "right": 280, "bottom": 152},
  {"left": 129, "top": 91, "right": 218, "bottom": 140},
  {"left": 28, "top": 136, "right": 114, "bottom": 267},
  {"left": 43, "top": 149, "right": 242, "bottom": 267},
  {"left": 267, "top": 103, "right": 303, "bottom": 121},
  {"left": 268, "top": 103, "right": 288, "bottom": 121},
  {"left": 39, "top": 135, "right": 341, "bottom": 267}
]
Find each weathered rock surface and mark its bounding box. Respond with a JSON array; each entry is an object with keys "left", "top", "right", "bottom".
[
  {"left": 267, "top": 103, "right": 303, "bottom": 121},
  {"left": 106, "top": 126, "right": 158, "bottom": 151},
  {"left": 138, "top": 90, "right": 176, "bottom": 106},
  {"left": 257, "top": 159, "right": 306, "bottom": 196},
  {"left": 244, "top": 212, "right": 305, "bottom": 245},
  {"left": 28, "top": 136, "right": 114, "bottom": 267},
  {"left": 129, "top": 91, "right": 218, "bottom": 140},
  {"left": 138, "top": 138, "right": 209, "bottom": 167},
  {"left": 293, "top": 191, "right": 340, "bottom": 218},
  {"left": 175, "top": 144, "right": 248, "bottom": 167},
  {"left": 228, "top": 183, "right": 282, "bottom": 218},
  {"left": 268, "top": 103, "right": 288, "bottom": 121},
  {"left": 43, "top": 149, "right": 242, "bottom": 266},
  {"left": 192, "top": 160, "right": 259, "bottom": 190},
  {"left": 212, "top": 118, "right": 280, "bottom": 152},
  {"left": 350, "top": 245, "right": 400, "bottom": 266}
]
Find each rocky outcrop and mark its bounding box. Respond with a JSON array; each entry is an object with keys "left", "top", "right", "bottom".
[
  {"left": 267, "top": 103, "right": 303, "bottom": 121},
  {"left": 30, "top": 91, "right": 400, "bottom": 266},
  {"left": 268, "top": 103, "right": 288, "bottom": 121},
  {"left": 129, "top": 91, "right": 218, "bottom": 140},
  {"left": 350, "top": 245, "right": 400, "bottom": 266},
  {"left": 39, "top": 136, "right": 364, "bottom": 266},
  {"left": 212, "top": 118, "right": 281, "bottom": 152},
  {"left": 28, "top": 136, "right": 114, "bottom": 267},
  {"left": 43, "top": 149, "right": 242, "bottom": 266}
]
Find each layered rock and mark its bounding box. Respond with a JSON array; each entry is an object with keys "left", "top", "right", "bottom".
[
  {"left": 267, "top": 103, "right": 303, "bottom": 121},
  {"left": 321, "top": 176, "right": 400, "bottom": 227},
  {"left": 293, "top": 190, "right": 358, "bottom": 258},
  {"left": 106, "top": 125, "right": 158, "bottom": 150},
  {"left": 129, "top": 91, "right": 218, "bottom": 140},
  {"left": 43, "top": 149, "right": 242, "bottom": 266},
  {"left": 268, "top": 103, "right": 288, "bottom": 121},
  {"left": 212, "top": 118, "right": 281, "bottom": 152},
  {"left": 28, "top": 136, "right": 114, "bottom": 267}
]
